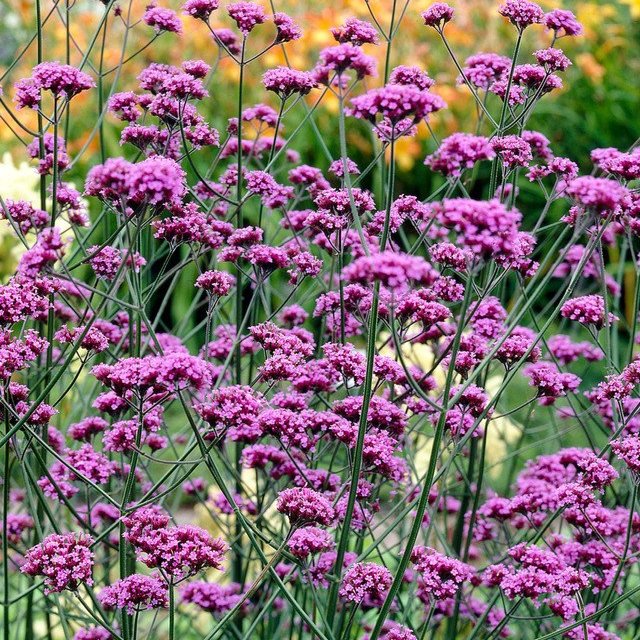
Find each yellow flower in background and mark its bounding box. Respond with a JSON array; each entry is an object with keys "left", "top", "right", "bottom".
[
  {"left": 0, "top": 152, "right": 40, "bottom": 277},
  {"left": 391, "top": 136, "right": 422, "bottom": 171},
  {"left": 483, "top": 375, "right": 522, "bottom": 476},
  {"left": 0, "top": 151, "right": 84, "bottom": 281},
  {"left": 0, "top": 151, "right": 39, "bottom": 203},
  {"left": 575, "top": 52, "right": 606, "bottom": 83},
  {"left": 389, "top": 336, "right": 520, "bottom": 480},
  {"left": 620, "top": 0, "right": 640, "bottom": 19},
  {"left": 196, "top": 468, "right": 282, "bottom": 579}
]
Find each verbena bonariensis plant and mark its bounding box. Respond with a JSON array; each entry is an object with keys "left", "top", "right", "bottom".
[{"left": 1, "top": 1, "right": 640, "bottom": 639}]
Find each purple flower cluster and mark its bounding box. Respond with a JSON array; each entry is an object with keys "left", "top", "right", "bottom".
[
  {"left": 181, "top": 581, "right": 243, "bottom": 614},
  {"left": 21, "top": 533, "right": 94, "bottom": 593},
  {"left": 421, "top": 3, "right": 454, "bottom": 29},
  {"left": 143, "top": 6, "right": 183, "bottom": 34},
  {"left": 425, "top": 133, "right": 495, "bottom": 177},
  {"left": 15, "top": 62, "right": 94, "bottom": 109},
  {"left": 498, "top": 0, "right": 545, "bottom": 30},
  {"left": 347, "top": 83, "right": 446, "bottom": 126},
  {"left": 227, "top": 1, "right": 266, "bottom": 35},
  {"left": 411, "top": 547, "right": 474, "bottom": 599},
  {"left": 339, "top": 562, "right": 392, "bottom": 604},
  {"left": 277, "top": 487, "right": 335, "bottom": 526},
  {"left": 262, "top": 67, "right": 316, "bottom": 99},
  {"left": 561, "top": 294, "right": 618, "bottom": 329},
  {"left": 99, "top": 574, "right": 168, "bottom": 613},
  {"left": 123, "top": 508, "right": 227, "bottom": 580}
]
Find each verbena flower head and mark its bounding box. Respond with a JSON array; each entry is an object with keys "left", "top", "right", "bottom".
[
  {"left": 73, "top": 628, "right": 112, "bottom": 640},
  {"left": 566, "top": 176, "right": 629, "bottom": 215},
  {"left": 126, "top": 156, "right": 187, "bottom": 207},
  {"left": 544, "top": 9, "right": 583, "bottom": 37},
  {"left": 411, "top": 546, "right": 474, "bottom": 599},
  {"left": 560, "top": 295, "right": 618, "bottom": 329},
  {"left": 277, "top": 487, "right": 335, "bottom": 526},
  {"left": 273, "top": 12, "right": 302, "bottom": 42},
  {"left": 374, "top": 624, "right": 418, "bottom": 640},
  {"left": 389, "top": 65, "right": 434, "bottom": 90},
  {"left": 99, "top": 574, "right": 168, "bottom": 613},
  {"left": 331, "top": 18, "right": 379, "bottom": 45},
  {"left": 262, "top": 67, "right": 316, "bottom": 99},
  {"left": 498, "top": 0, "right": 545, "bottom": 30},
  {"left": 523, "top": 361, "right": 581, "bottom": 405},
  {"left": 347, "top": 83, "right": 446, "bottom": 126},
  {"left": 314, "top": 44, "right": 377, "bottom": 84},
  {"left": 22, "top": 532, "right": 94, "bottom": 593},
  {"left": 16, "top": 62, "right": 94, "bottom": 108},
  {"left": 4, "top": 513, "right": 34, "bottom": 544},
  {"left": 183, "top": 0, "right": 219, "bottom": 20},
  {"left": 461, "top": 53, "right": 511, "bottom": 89},
  {"left": 212, "top": 27, "right": 242, "bottom": 54},
  {"left": 421, "top": 3, "right": 454, "bottom": 29},
  {"left": 611, "top": 436, "right": 640, "bottom": 480},
  {"left": 492, "top": 135, "right": 533, "bottom": 168},
  {"left": 195, "top": 270, "right": 235, "bottom": 296},
  {"left": 181, "top": 581, "right": 243, "bottom": 614},
  {"left": 143, "top": 6, "right": 183, "bottom": 33},
  {"left": 339, "top": 562, "right": 393, "bottom": 604},
  {"left": 124, "top": 511, "right": 227, "bottom": 580},
  {"left": 227, "top": 2, "right": 266, "bottom": 35},
  {"left": 287, "top": 526, "right": 335, "bottom": 559},
  {"left": 534, "top": 47, "right": 571, "bottom": 72},
  {"left": 425, "top": 133, "right": 495, "bottom": 177}
]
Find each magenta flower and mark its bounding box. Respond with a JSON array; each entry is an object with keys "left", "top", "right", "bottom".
[
  {"left": 347, "top": 83, "right": 446, "bottom": 126},
  {"left": 389, "top": 65, "right": 434, "bottom": 90},
  {"left": 567, "top": 176, "right": 630, "bottom": 214},
  {"left": 498, "top": 0, "right": 545, "bottom": 30},
  {"left": 183, "top": 0, "right": 219, "bottom": 20},
  {"left": 534, "top": 47, "right": 571, "bottom": 72},
  {"left": 277, "top": 487, "right": 335, "bottom": 526},
  {"left": 287, "top": 526, "right": 335, "bottom": 560},
  {"left": 544, "top": 9, "right": 583, "bottom": 37},
  {"left": 492, "top": 135, "right": 533, "bottom": 168},
  {"left": 460, "top": 53, "right": 511, "bottom": 90},
  {"left": 227, "top": 2, "right": 266, "bottom": 35},
  {"left": 314, "top": 44, "right": 377, "bottom": 84},
  {"left": 99, "top": 574, "right": 168, "bottom": 613},
  {"left": 18, "top": 62, "right": 95, "bottom": 106},
  {"left": 611, "top": 436, "right": 640, "bottom": 479},
  {"left": 143, "top": 6, "right": 183, "bottom": 33},
  {"left": 273, "top": 12, "right": 302, "bottom": 42},
  {"left": 425, "top": 133, "right": 495, "bottom": 177},
  {"left": 262, "top": 67, "right": 316, "bottom": 99},
  {"left": 421, "top": 3, "right": 454, "bottom": 28},
  {"left": 195, "top": 270, "right": 235, "bottom": 296},
  {"left": 339, "top": 562, "right": 393, "bottom": 604},
  {"left": 74, "top": 628, "right": 112, "bottom": 640},
  {"left": 523, "top": 361, "right": 581, "bottom": 405},
  {"left": 181, "top": 581, "right": 243, "bottom": 614},
  {"left": 22, "top": 532, "right": 94, "bottom": 593},
  {"left": 3, "top": 513, "right": 34, "bottom": 544},
  {"left": 411, "top": 546, "right": 474, "bottom": 599},
  {"left": 124, "top": 518, "right": 227, "bottom": 581},
  {"left": 560, "top": 295, "right": 618, "bottom": 329},
  {"left": 331, "top": 18, "right": 379, "bottom": 45}
]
